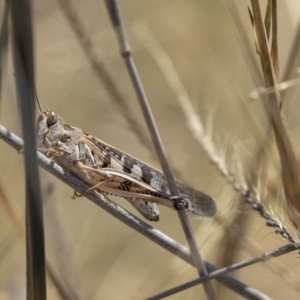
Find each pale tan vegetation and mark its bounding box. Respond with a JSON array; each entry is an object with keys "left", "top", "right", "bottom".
[{"left": 1, "top": 1, "right": 300, "bottom": 299}]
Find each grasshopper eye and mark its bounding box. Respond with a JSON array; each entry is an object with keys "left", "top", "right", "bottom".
[
  {"left": 47, "top": 111, "right": 58, "bottom": 126},
  {"left": 60, "top": 134, "right": 70, "bottom": 143}
]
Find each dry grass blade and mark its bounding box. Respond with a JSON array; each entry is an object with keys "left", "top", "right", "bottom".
[
  {"left": 250, "top": 0, "right": 300, "bottom": 231},
  {"left": 10, "top": 0, "right": 46, "bottom": 298},
  {"left": 271, "top": 0, "right": 279, "bottom": 79}
]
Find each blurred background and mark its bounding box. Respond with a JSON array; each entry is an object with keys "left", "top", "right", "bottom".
[{"left": 1, "top": 0, "right": 300, "bottom": 299}]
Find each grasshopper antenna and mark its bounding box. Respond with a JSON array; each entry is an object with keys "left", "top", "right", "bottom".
[{"left": 34, "top": 87, "right": 42, "bottom": 114}]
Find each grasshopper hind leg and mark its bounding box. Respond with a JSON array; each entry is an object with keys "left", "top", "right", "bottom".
[{"left": 126, "top": 198, "right": 160, "bottom": 221}]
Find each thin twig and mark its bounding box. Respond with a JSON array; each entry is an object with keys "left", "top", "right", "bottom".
[
  {"left": 146, "top": 243, "right": 297, "bottom": 300},
  {"left": 103, "top": 1, "right": 216, "bottom": 299},
  {"left": 0, "top": 123, "right": 272, "bottom": 300}
]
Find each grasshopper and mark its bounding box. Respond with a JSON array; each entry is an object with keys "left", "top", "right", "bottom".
[{"left": 37, "top": 110, "right": 216, "bottom": 221}]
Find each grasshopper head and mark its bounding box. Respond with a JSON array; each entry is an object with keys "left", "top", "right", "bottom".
[{"left": 37, "top": 110, "right": 83, "bottom": 157}]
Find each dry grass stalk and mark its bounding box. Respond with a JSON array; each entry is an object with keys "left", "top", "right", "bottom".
[
  {"left": 250, "top": 0, "right": 300, "bottom": 231},
  {"left": 134, "top": 22, "right": 296, "bottom": 244}
]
